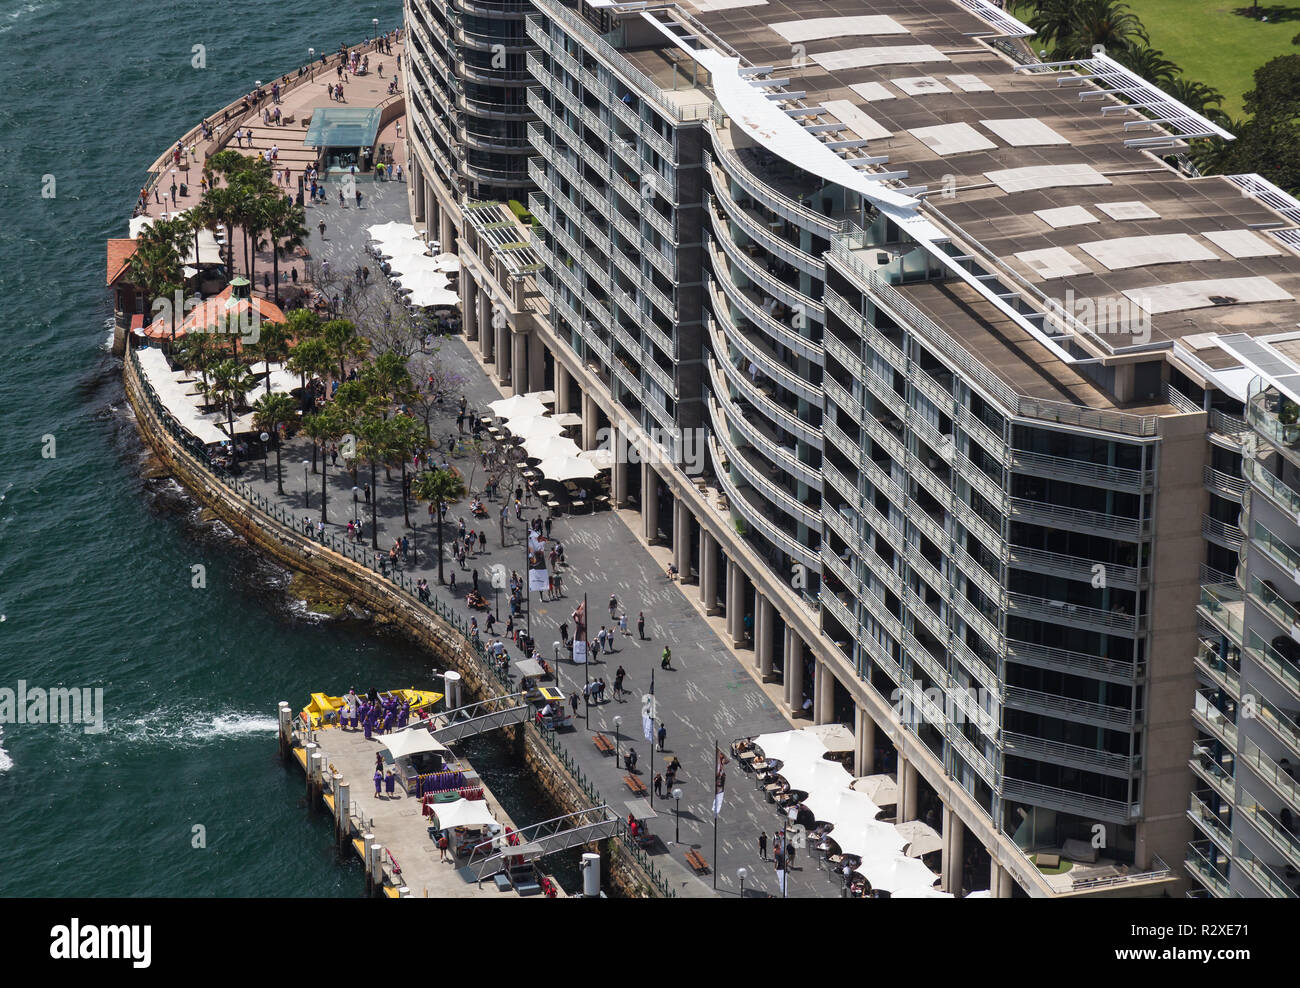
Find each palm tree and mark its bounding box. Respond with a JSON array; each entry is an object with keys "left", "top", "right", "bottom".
[
  {"left": 361, "top": 350, "right": 413, "bottom": 409},
  {"left": 253, "top": 391, "right": 297, "bottom": 494},
  {"left": 206, "top": 358, "right": 258, "bottom": 465},
  {"left": 248, "top": 320, "right": 293, "bottom": 396},
  {"left": 1061, "top": 0, "right": 1148, "bottom": 60},
  {"left": 174, "top": 331, "right": 219, "bottom": 392},
  {"left": 1161, "top": 77, "right": 1224, "bottom": 118},
  {"left": 1115, "top": 45, "right": 1179, "bottom": 88},
  {"left": 128, "top": 216, "right": 189, "bottom": 336},
  {"left": 201, "top": 185, "right": 242, "bottom": 275},
  {"left": 321, "top": 318, "right": 369, "bottom": 384},
  {"left": 285, "top": 307, "right": 323, "bottom": 342},
  {"left": 389, "top": 414, "right": 425, "bottom": 528},
  {"left": 263, "top": 195, "right": 308, "bottom": 305},
  {"left": 356, "top": 414, "right": 396, "bottom": 551},
  {"left": 303, "top": 404, "right": 344, "bottom": 522},
  {"left": 413, "top": 467, "right": 467, "bottom": 586}
]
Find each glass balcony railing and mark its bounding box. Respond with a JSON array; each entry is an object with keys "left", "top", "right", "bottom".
[
  {"left": 1193, "top": 689, "right": 1238, "bottom": 750},
  {"left": 1198, "top": 583, "right": 1244, "bottom": 642}
]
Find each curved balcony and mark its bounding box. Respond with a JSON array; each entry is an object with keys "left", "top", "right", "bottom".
[
  {"left": 708, "top": 203, "right": 823, "bottom": 321},
  {"left": 707, "top": 434, "right": 821, "bottom": 574},
  {"left": 451, "top": 20, "right": 531, "bottom": 54},
  {"left": 450, "top": 0, "right": 531, "bottom": 16},
  {"left": 455, "top": 56, "right": 533, "bottom": 86},
  {"left": 708, "top": 394, "right": 821, "bottom": 532},
  {"left": 1246, "top": 455, "right": 1300, "bottom": 521},
  {"left": 707, "top": 358, "right": 821, "bottom": 491},
  {"left": 1007, "top": 592, "right": 1142, "bottom": 635},
  {"left": 455, "top": 88, "right": 529, "bottom": 119},
  {"left": 708, "top": 187, "right": 826, "bottom": 280},
  {"left": 709, "top": 330, "right": 821, "bottom": 448},
  {"left": 709, "top": 284, "right": 820, "bottom": 406},
  {"left": 706, "top": 239, "right": 822, "bottom": 364},
  {"left": 1009, "top": 497, "right": 1148, "bottom": 540},
  {"left": 458, "top": 126, "right": 532, "bottom": 154},
  {"left": 703, "top": 138, "right": 843, "bottom": 238}
]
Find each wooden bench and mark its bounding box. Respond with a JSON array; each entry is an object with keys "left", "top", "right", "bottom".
[
  {"left": 624, "top": 774, "right": 648, "bottom": 797},
  {"left": 685, "top": 850, "right": 709, "bottom": 874},
  {"left": 593, "top": 733, "right": 614, "bottom": 755}
]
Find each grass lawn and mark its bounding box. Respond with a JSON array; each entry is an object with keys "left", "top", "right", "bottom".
[{"left": 1128, "top": 1, "right": 1300, "bottom": 118}]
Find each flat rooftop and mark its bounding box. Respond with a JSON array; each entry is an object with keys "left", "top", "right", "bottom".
[{"left": 593, "top": 0, "right": 1300, "bottom": 411}]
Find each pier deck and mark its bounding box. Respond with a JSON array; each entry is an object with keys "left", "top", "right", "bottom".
[{"left": 293, "top": 721, "right": 559, "bottom": 898}]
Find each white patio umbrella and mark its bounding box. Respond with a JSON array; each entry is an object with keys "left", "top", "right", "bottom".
[
  {"left": 578, "top": 448, "right": 616, "bottom": 470},
  {"left": 506, "top": 415, "right": 566, "bottom": 443},
  {"left": 432, "top": 252, "right": 461, "bottom": 273},
  {"left": 524, "top": 389, "right": 557, "bottom": 404},
  {"left": 407, "top": 284, "right": 460, "bottom": 308},
  {"left": 851, "top": 774, "right": 899, "bottom": 806},
  {"left": 552, "top": 412, "right": 582, "bottom": 427},
  {"left": 488, "top": 394, "right": 547, "bottom": 420},
  {"left": 535, "top": 453, "right": 600, "bottom": 482},
  {"left": 524, "top": 435, "right": 582, "bottom": 461},
  {"left": 895, "top": 819, "right": 944, "bottom": 858},
  {"left": 368, "top": 221, "right": 419, "bottom": 241}
]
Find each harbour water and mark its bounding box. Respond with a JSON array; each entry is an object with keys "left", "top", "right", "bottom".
[{"left": 0, "top": 0, "right": 577, "bottom": 896}]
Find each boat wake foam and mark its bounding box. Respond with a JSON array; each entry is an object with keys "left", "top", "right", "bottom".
[
  {"left": 0, "top": 726, "right": 12, "bottom": 772},
  {"left": 115, "top": 710, "right": 279, "bottom": 747}
]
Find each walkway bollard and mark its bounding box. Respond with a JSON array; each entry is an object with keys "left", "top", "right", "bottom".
[
  {"left": 277, "top": 702, "right": 292, "bottom": 759},
  {"left": 370, "top": 842, "right": 384, "bottom": 896},
  {"left": 361, "top": 833, "right": 375, "bottom": 894},
  {"left": 335, "top": 779, "right": 350, "bottom": 852},
  {"left": 581, "top": 852, "right": 600, "bottom": 898},
  {"left": 444, "top": 670, "right": 462, "bottom": 710}
]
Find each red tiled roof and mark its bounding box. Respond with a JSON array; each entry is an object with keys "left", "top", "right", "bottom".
[
  {"left": 106, "top": 239, "right": 138, "bottom": 286},
  {"left": 144, "top": 284, "right": 287, "bottom": 340}
]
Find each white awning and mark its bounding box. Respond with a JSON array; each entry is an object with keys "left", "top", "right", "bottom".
[
  {"left": 506, "top": 415, "right": 566, "bottom": 443},
  {"left": 432, "top": 798, "right": 499, "bottom": 831},
  {"left": 523, "top": 435, "right": 582, "bottom": 461},
  {"left": 895, "top": 819, "right": 944, "bottom": 857},
  {"left": 488, "top": 394, "right": 548, "bottom": 420},
  {"left": 535, "top": 453, "right": 599, "bottom": 481},
  {"left": 381, "top": 726, "right": 449, "bottom": 761}
]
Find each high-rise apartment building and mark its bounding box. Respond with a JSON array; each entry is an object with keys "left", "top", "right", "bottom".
[{"left": 404, "top": 0, "right": 1300, "bottom": 897}]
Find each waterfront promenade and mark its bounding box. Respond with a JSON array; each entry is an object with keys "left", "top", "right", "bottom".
[
  {"left": 123, "top": 53, "right": 915, "bottom": 900},
  {"left": 218, "top": 182, "right": 850, "bottom": 897}
]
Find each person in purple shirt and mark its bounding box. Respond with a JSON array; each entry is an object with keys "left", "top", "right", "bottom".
[
  {"left": 385, "top": 770, "right": 397, "bottom": 797},
  {"left": 373, "top": 770, "right": 383, "bottom": 798}
]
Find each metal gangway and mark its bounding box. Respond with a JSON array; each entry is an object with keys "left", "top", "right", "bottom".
[
  {"left": 469, "top": 806, "right": 620, "bottom": 883},
  {"left": 428, "top": 694, "right": 530, "bottom": 744}
]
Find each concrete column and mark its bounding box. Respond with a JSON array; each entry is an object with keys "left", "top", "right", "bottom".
[
  {"left": 786, "top": 628, "right": 804, "bottom": 716},
  {"left": 814, "top": 659, "right": 834, "bottom": 725},
  {"left": 701, "top": 531, "right": 719, "bottom": 614},
  {"left": 641, "top": 462, "right": 658, "bottom": 542},
  {"left": 581, "top": 393, "right": 598, "bottom": 450},
  {"left": 899, "top": 759, "right": 918, "bottom": 823},
  {"left": 757, "top": 596, "right": 774, "bottom": 679},
  {"left": 528, "top": 331, "right": 546, "bottom": 393},
  {"left": 672, "top": 498, "right": 691, "bottom": 580},
  {"left": 996, "top": 862, "right": 1015, "bottom": 898},
  {"left": 725, "top": 561, "right": 738, "bottom": 642},
  {"left": 731, "top": 564, "right": 746, "bottom": 647},
  {"left": 439, "top": 204, "right": 454, "bottom": 254},
  {"left": 610, "top": 426, "right": 628, "bottom": 507},
  {"left": 942, "top": 805, "right": 964, "bottom": 895},
  {"left": 555, "top": 361, "right": 572, "bottom": 415},
  {"left": 853, "top": 706, "right": 875, "bottom": 777},
  {"left": 463, "top": 276, "right": 478, "bottom": 344},
  {"left": 494, "top": 304, "right": 510, "bottom": 387},
  {"left": 511, "top": 330, "right": 527, "bottom": 395}
]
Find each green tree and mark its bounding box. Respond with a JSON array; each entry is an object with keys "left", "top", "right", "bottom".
[
  {"left": 389, "top": 413, "right": 425, "bottom": 528},
  {"left": 174, "top": 331, "right": 220, "bottom": 393},
  {"left": 412, "top": 467, "right": 467, "bottom": 586},
  {"left": 355, "top": 414, "right": 397, "bottom": 551},
  {"left": 263, "top": 195, "right": 308, "bottom": 306},
  {"left": 205, "top": 358, "right": 258, "bottom": 465},
  {"left": 252, "top": 391, "right": 297, "bottom": 495},
  {"left": 303, "top": 404, "right": 345, "bottom": 521},
  {"left": 321, "top": 318, "right": 369, "bottom": 384},
  {"left": 128, "top": 216, "right": 190, "bottom": 336},
  {"left": 1115, "top": 45, "right": 1179, "bottom": 88}
]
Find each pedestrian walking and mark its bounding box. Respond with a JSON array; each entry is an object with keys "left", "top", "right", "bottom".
[
  {"left": 437, "top": 832, "right": 449, "bottom": 861},
  {"left": 619, "top": 612, "right": 629, "bottom": 636},
  {"left": 608, "top": 593, "right": 618, "bottom": 620},
  {"left": 364, "top": 483, "right": 371, "bottom": 503},
  {"left": 654, "top": 773, "right": 664, "bottom": 798},
  {"left": 637, "top": 611, "right": 646, "bottom": 640},
  {"left": 559, "top": 621, "right": 569, "bottom": 644},
  {"left": 759, "top": 830, "right": 768, "bottom": 861},
  {"left": 661, "top": 646, "right": 672, "bottom": 669},
  {"left": 569, "top": 691, "right": 579, "bottom": 720},
  {"left": 614, "top": 666, "right": 626, "bottom": 699},
  {"left": 657, "top": 722, "right": 666, "bottom": 752}
]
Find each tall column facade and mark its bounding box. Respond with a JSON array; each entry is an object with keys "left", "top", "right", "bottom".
[
  {"left": 853, "top": 706, "right": 875, "bottom": 777},
  {"left": 463, "top": 276, "right": 479, "bottom": 346},
  {"left": 511, "top": 330, "right": 527, "bottom": 395},
  {"left": 641, "top": 463, "right": 658, "bottom": 542},
  {"left": 493, "top": 301, "right": 510, "bottom": 387},
  {"left": 814, "top": 659, "right": 834, "bottom": 725},
  {"left": 701, "top": 530, "right": 718, "bottom": 614},
  {"left": 610, "top": 426, "right": 628, "bottom": 507},
  {"left": 581, "top": 393, "right": 598, "bottom": 450},
  {"left": 528, "top": 331, "right": 546, "bottom": 393},
  {"left": 672, "top": 499, "right": 691, "bottom": 579},
  {"left": 901, "top": 760, "right": 918, "bottom": 823},
  {"left": 757, "top": 596, "right": 774, "bottom": 679},
  {"left": 785, "top": 628, "right": 804, "bottom": 716},
  {"left": 942, "top": 806, "right": 964, "bottom": 895},
  {"left": 555, "top": 361, "right": 571, "bottom": 415},
  {"left": 439, "top": 205, "right": 454, "bottom": 255}
]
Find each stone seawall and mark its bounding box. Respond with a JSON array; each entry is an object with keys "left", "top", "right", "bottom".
[{"left": 123, "top": 349, "right": 666, "bottom": 897}]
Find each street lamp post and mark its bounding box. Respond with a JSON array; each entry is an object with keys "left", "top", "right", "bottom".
[
  {"left": 353, "top": 486, "right": 359, "bottom": 524},
  {"left": 737, "top": 867, "right": 747, "bottom": 899},
  {"left": 303, "top": 460, "right": 311, "bottom": 507},
  {"left": 673, "top": 787, "right": 683, "bottom": 844},
  {"left": 260, "top": 432, "right": 269, "bottom": 482},
  {"left": 613, "top": 715, "right": 622, "bottom": 768},
  {"left": 552, "top": 641, "right": 562, "bottom": 692}
]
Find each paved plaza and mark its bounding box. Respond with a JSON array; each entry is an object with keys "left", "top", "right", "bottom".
[{"left": 225, "top": 188, "right": 853, "bottom": 898}]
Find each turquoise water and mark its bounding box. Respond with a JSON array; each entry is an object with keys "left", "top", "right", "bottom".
[{"left": 0, "top": 0, "right": 571, "bottom": 896}]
